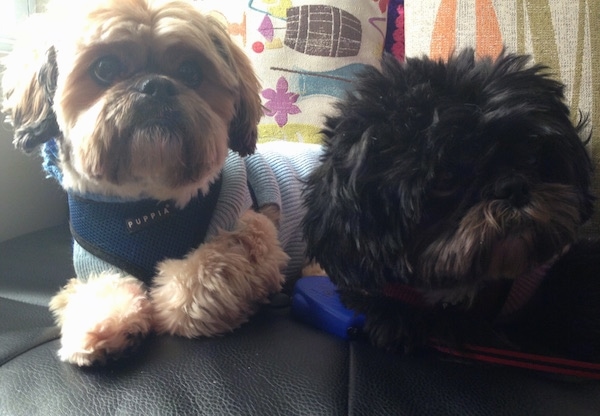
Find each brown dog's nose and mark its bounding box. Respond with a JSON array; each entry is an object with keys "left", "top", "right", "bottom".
[
  {"left": 494, "top": 175, "right": 530, "bottom": 207},
  {"left": 136, "top": 77, "right": 178, "bottom": 99}
]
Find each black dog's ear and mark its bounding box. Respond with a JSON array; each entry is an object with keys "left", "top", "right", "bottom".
[{"left": 2, "top": 45, "right": 59, "bottom": 154}]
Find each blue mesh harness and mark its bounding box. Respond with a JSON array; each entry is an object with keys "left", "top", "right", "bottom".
[{"left": 68, "top": 179, "right": 223, "bottom": 283}]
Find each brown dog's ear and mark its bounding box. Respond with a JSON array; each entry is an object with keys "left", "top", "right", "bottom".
[
  {"left": 226, "top": 43, "right": 263, "bottom": 156},
  {"left": 207, "top": 20, "right": 263, "bottom": 157},
  {"left": 2, "top": 44, "right": 59, "bottom": 154}
]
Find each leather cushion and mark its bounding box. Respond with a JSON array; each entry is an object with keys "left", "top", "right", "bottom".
[{"left": 2, "top": 224, "right": 600, "bottom": 415}]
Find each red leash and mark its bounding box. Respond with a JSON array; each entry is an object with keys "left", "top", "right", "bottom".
[{"left": 430, "top": 341, "right": 600, "bottom": 380}]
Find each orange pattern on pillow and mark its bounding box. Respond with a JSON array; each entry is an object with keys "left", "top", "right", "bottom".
[{"left": 430, "top": 0, "right": 502, "bottom": 60}]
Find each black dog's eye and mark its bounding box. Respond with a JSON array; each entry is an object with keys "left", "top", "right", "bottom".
[
  {"left": 176, "top": 60, "right": 203, "bottom": 88},
  {"left": 430, "top": 171, "right": 459, "bottom": 198},
  {"left": 90, "top": 56, "right": 124, "bottom": 86},
  {"left": 434, "top": 172, "right": 455, "bottom": 187},
  {"left": 524, "top": 155, "right": 538, "bottom": 166}
]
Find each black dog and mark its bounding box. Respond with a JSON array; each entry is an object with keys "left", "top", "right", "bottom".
[{"left": 303, "top": 50, "right": 600, "bottom": 362}]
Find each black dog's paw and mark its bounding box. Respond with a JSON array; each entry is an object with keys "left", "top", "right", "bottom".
[
  {"left": 350, "top": 291, "right": 519, "bottom": 355},
  {"left": 340, "top": 290, "right": 429, "bottom": 353},
  {"left": 363, "top": 312, "right": 425, "bottom": 354}
]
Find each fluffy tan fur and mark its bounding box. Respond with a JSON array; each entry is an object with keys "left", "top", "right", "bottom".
[
  {"left": 49, "top": 273, "right": 152, "bottom": 366},
  {"left": 3, "top": 0, "right": 288, "bottom": 366},
  {"left": 151, "top": 210, "right": 288, "bottom": 337}
]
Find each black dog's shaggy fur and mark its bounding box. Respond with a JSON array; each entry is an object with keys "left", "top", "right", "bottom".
[{"left": 303, "top": 50, "right": 599, "bottom": 361}]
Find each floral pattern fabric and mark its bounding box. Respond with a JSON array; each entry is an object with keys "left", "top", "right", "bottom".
[{"left": 195, "top": 0, "right": 388, "bottom": 143}]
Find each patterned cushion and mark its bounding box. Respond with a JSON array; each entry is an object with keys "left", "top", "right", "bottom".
[
  {"left": 196, "top": 0, "right": 389, "bottom": 144},
  {"left": 405, "top": 0, "right": 600, "bottom": 233}
]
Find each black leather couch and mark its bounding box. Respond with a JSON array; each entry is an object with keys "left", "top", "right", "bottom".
[{"left": 2, "top": 223, "right": 600, "bottom": 415}]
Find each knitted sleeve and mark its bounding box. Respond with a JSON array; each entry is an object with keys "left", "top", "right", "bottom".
[
  {"left": 205, "top": 151, "right": 254, "bottom": 237},
  {"left": 246, "top": 142, "right": 322, "bottom": 279}
]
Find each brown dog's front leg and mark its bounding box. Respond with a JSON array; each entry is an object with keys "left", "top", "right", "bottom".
[{"left": 150, "top": 210, "right": 288, "bottom": 337}]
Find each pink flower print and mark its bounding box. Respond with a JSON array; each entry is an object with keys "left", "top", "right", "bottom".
[{"left": 262, "top": 77, "right": 301, "bottom": 127}]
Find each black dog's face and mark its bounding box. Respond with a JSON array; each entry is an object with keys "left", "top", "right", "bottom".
[{"left": 304, "top": 50, "right": 594, "bottom": 305}]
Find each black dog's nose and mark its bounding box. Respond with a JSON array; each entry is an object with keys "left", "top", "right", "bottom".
[
  {"left": 136, "top": 77, "right": 178, "bottom": 99},
  {"left": 494, "top": 176, "right": 530, "bottom": 207}
]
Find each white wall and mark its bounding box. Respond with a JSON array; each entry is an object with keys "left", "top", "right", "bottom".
[
  {"left": 0, "top": 0, "right": 67, "bottom": 242},
  {"left": 0, "top": 121, "right": 67, "bottom": 242}
]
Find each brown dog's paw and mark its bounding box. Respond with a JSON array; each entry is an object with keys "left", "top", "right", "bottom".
[
  {"left": 151, "top": 210, "right": 288, "bottom": 338},
  {"left": 50, "top": 274, "right": 152, "bottom": 366},
  {"left": 301, "top": 261, "right": 328, "bottom": 277}
]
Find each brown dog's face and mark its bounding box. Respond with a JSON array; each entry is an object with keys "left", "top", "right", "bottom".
[{"left": 3, "top": 0, "right": 262, "bottom": 204}]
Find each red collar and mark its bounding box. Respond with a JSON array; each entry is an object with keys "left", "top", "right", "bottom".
[
  {"left": 383, "top": 250, "right": 568, "bottom": 317},
  {"left": 498, "top": 262, "right": 552, "bottom": 318},
  {"left": 383, "top": 283, "right": 428, "bottom": 307}
]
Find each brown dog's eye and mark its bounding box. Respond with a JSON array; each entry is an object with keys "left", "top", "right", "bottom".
[
  {"left": 177, "top": 60, "right": 203, "bottom": 88},
  {"left": 90, "top": 56, "right": 124, "bottom": 86}
]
